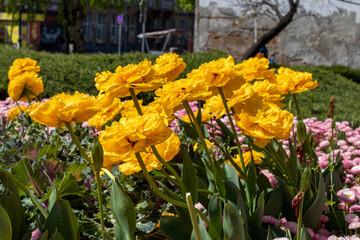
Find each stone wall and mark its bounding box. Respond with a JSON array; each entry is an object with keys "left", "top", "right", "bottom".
[{"left": 194, "top": 1, "right": 360, "bottom": 69}]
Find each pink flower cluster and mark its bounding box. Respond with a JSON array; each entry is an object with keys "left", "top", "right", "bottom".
[{"left": 291, "top": 118, "right": 360, "bottom": 182}]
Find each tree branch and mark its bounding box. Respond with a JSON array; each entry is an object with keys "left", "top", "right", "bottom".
[{"left": 242, "top": 0, "right": 299, "bottom": 60}]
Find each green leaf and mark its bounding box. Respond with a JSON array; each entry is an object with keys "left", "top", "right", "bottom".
[
  {"left": 44, "top": 199, "right": 80, "bottom": 240},
  {"left": 110, "top": 178, "right": 136, "bottom": 240},
  {"left": 208, "top": 194, "right": 223, "bottom": 238},
  {"left": 160, "top": 216, "right": 191, "bottom": 240},
  {"left": 45, "top": 172, "right": 59, "bottom": 213},
  {"left": 0, "top": 173, "right": 25, "bottom": 240},
  {"left": 303, "top": 171, "right": 326, "bottom": 229},
  {"left": 49, "top": 229, "right": 65, "bottom": 240},
  {"left": 182, "top": 147, "right": 198, "bottom": 203},
  {"left": 250, "top": 192, "right": 265, "bottom": 226},
  {"left": 215, "top": 118, "right": 235, "bottom": 146},
  {"left": 257, "top": 172, "right": 272, "bottom": 194},
  {"left": 191, "top": 216, "right": 212, "bottom": 240},
  {"left": 66, "top": 162, "right": 87, "bottom": 181},
  {"left": 278, "top": 178, "right": 297, "bottom": 204},
  {"left": 223, "top": 203, "right": 245, "bottom": 240},
  {"left": 264, "top": 188, "right": 283, "bottom": 218},
  {"left": 213, "top": 159, "right": 226, "bottom": 198},
  {"left": 325, "top": 211, "right": 346, "bottom": 231},
  {"left": 288, "top": 140, "right": 299, "bottom": 184},
  {"left": 178, "top": 118, "right": 198, "bottom": 140},
  {"left": 0, "top": 204, "right": 12, "bottom": 240},
  {"left": 58, "top": 173, "right": 80, "bottom": 197},
  {"left": 11, "top": 159, "right": 46, "bottom": 196},
  {"left": 246, "top": 155, "right": 257, "bottom": 200},
  {"left": 40, "top": 230, "right": 49, "bottom": 240},
  {"left": 224, "top": 181, "right": 249, "bottom": 231},
  {"left": 223, "top": 163, "right": 239, "bottom": 189}
]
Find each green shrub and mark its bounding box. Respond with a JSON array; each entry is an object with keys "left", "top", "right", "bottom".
[
  {"left": 0, "top": 45, "right": 227, "bottom": 100},
  {"left": 318, "top": 65, "right": 360, "bottom": 84}
]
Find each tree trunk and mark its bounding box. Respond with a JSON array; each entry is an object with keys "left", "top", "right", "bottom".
[
  {"left": 242, "top": 0, "right": 299, "bottom": 60},
  {"left": 62, "top": 0, "right": 85, "bottom": 54}
]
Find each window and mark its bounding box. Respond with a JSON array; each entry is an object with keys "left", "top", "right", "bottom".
[
  {"left": 96, "top": 14, "right": 106, "bottom": 43},
  {"left": 83, "top": 13, "right": 92, "bottom": 43},
  {"left": 167, "top": 19, "right": 175, "bottom": 28},
  {"left": 111, "top": 15, "right": 119, "bottom": 45}
]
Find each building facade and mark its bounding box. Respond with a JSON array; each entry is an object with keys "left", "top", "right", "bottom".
[
  {"left": 194, "top": 0, "right": 360, "bottom": 68},
  {"left": 80, "top": 0, "right": 194, "bottom": 53}
]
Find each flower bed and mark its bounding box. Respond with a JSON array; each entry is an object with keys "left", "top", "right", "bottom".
[{"left": 1, "top": 55, "right": 360, "bottom": 240}]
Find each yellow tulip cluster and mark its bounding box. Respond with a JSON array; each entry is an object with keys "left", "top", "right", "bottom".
[
  {"left": 9, "top": 53, "right": 318, "bottom": 174},
  {"left": 7, "top": 58, "right": 43, "bottom": 102}
]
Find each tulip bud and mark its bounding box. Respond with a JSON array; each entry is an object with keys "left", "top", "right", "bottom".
[
  {"left": 300, "top": 166, "right": 312, "bottom": 192},
  {"left": 297, "top": 120, "right": 307, "bottom": 144},
  {"left": 92, "top": 137, "right": 104, "bottom": 171}
]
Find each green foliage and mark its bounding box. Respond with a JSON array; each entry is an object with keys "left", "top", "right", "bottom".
[
  {"left": 0, "top": 45, "right": 226, "bottom": 102},
  {"left": 0, "top": 204, "right": 12, "bottom": 240},
  {"left": 318, "top": 65, "right": 360, "bottom": 84}
]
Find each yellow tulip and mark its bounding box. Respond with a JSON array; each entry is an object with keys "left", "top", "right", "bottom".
[{"left": 29, "top": 91, "right": 98, "bottom": 127}]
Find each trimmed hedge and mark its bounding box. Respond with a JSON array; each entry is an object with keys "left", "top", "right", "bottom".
[
  {"left": 1, "top": 45, "right": 360, "bottom": 126},
  {"left": 318, "top": 65, "right": 360, "bottom": 85},
  {"left": 0, "top": 45, "right": 227, "bottom": 99}
]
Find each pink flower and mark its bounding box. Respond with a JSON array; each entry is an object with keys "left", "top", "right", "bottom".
[
  {"left": 313, "top": 234, "right": 328, "bottom": 240},
  {"left": 337, "top": 140, "right": 347, "bottom": 147},
  {"left": 262, "top": 215, "right": 280, "bottom": 226},
  {"left": 306, "top": 228, "right": 315, "bottom": 237},
  {"left": 351, "top": 165, "right": 360, "bottom": 175},
  {"left": 319, "top": 215, "right": 329, "bottom": 223},
  {"left": 345, "top": 213, "right": 360, "bottom": 223},
  {"left": 338, "top": 189, "right": 356, "bottom": 203},
  {"left": 349, "top": 221, "right": 360, "bottom": 229},
  {"left": 195, "top": 202, "right": 204, "bottom": 210},
  {"left": 283, "top": 221, "right": 297, "bottom": 234},
  {"left": 350, "top": 205, "right": 360, "bottom": 212},
  {"left": 317, "top": 228, "right": 331, "bottom": 236},
  {"left": 31, "top": 228, "right": 41, "bottom": 240}
]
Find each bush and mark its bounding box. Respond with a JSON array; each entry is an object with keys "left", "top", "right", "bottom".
[
  {"left": 0, "top": 45, "right": 227, "bottom": 100},
  {"left": 318, "top": 65, "right": 360, "bottom": 84}
]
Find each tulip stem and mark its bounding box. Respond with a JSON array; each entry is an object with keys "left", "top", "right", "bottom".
[
  {"left": 0, "top": 167, "right": 48, "bottom": 218},
  {"left": 292, "top": 94, "right": 302, "bottom": 120},
  {"left": 186, "top": 193, "right": 201, "bottom": 240},
  {"left": 296, "top": 198, "right": 304, "bottom": 240},
  {"left": 95, "top": 170, "right": 106, "bottom": 239},
  {"left": 65, "top": 122, "right": 92, "bottom": 166},
  {"left": 152, "top": 146, "right": 186, "bottom": 197},
  {"left": 218, "top": 87, "right": 247, "bottom": 177},
  {"left": 129, "top": 88, "right": 143, "bottom": 115},
  {"left": 135, "top": 152, "right": 187, "bottom": 208},
  {"left": 183, "top": 101, "right": 214, "bottom": 171},
  {"left": 15, "top": 101, "right": 25, "bottom": 114},
  {"left": 25, "top": 89, "right": 32, "bottom": 106}
]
